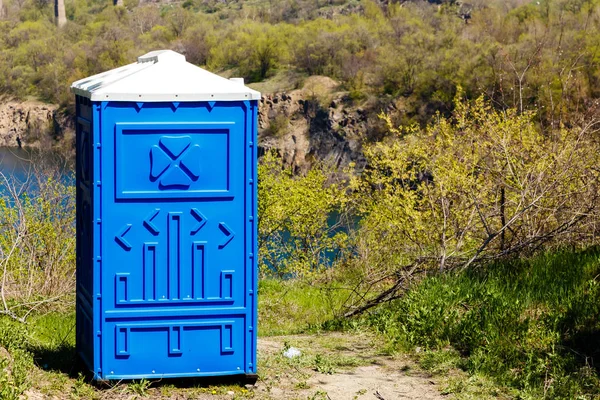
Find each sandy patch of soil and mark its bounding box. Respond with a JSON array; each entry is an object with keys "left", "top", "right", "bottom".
[{"left": 254, "top": 333, "right": 445, "bottom": 400}]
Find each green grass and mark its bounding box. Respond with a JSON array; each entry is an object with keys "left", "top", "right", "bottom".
[
  {"left": 258, "top": 278, "right": 349, "bottom": 336},
  {"left": 359, "top": 248, "right": 600, "bottom": 399},
  {"left": 0, "top": 250, "right": 598, "bottom": 398}
]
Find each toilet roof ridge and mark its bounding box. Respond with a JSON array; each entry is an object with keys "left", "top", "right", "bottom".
[{"left": 71, "top": 50, "right": 261, "bottom": 102}]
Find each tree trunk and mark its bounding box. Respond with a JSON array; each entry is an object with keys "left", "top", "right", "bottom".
[
  {"left": 0, "top": 0, "right": 5, "bottom": 19},
  {"left": 55, "top": 0, "right": 66, "bottom": 27}
]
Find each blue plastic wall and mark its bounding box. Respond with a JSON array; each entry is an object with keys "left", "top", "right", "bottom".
[{"left": 75, "top": 97, "right": 258, "bottom": 380}]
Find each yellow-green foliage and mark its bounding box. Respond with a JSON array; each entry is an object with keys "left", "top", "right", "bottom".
[
  {"left": 257, "top": 94, "right": 600, "bottom": 315},
  {"left": 1, "top": 0, "right": 600, "bottom": 127},
  {"left": 258, "top": 150, "right": 348, "bottom": 279},
  {"left": 351, "top": 93, "right": 600, "bottom": 277},
  {"left": 209, "top": 21, "right": 284, "bottom": 81},
  {"left": 0, "top": 172, "right": 75, "bottom": 315}
]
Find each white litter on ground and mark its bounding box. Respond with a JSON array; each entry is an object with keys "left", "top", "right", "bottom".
[{"left": 283, "top": 347, "right": 302, "bottom": 358}]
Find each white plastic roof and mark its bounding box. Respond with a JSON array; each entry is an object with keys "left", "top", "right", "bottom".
[{"left": 70, "top": 50, "right": 261, "bottom": 102}]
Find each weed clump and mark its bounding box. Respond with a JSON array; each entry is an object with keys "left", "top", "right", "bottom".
[{"left": 0, "top": 317, "right": 34, "bottom": 399}]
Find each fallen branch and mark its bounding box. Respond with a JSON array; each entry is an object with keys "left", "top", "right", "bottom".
[{"left": 343, "top": 263, "right": 422, "bottom": 318}]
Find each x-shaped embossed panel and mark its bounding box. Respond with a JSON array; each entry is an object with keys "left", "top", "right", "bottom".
[{"left": 114, "top": 122, "right": 235, "bottom": 200}]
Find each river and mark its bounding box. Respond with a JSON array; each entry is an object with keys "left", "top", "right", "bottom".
[{"left": 0, "top": 147, "right": 73, "bottom": 190}]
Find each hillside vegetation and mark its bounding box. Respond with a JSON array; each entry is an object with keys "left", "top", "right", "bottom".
[{"left": 0, "top": 0, "right": 599, "bottom": 128}]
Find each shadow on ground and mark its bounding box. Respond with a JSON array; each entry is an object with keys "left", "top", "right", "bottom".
[
  {"left": 561, "top": 327, "right": 600, "bottom": 373},
  {"left": 28, "top": 343, "right": 257, "bottom": 388},
  {"left": 29, "top": 343, "right": 81, "bottom": 378}
]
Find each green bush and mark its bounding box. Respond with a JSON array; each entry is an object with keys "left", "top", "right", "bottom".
[
  {"left": 257, "top": 150, "right": 349, "bottom": 279},
  {"left": 264, "top": 114, "right": 290, "bottom": 137},
  {"left": 0, "top": 0, "right": 598, "bottom": 129}
]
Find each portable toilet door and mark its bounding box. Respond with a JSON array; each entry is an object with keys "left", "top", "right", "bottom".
[{"left": 71, "top": 50, "right": 260, "bottom": 381}]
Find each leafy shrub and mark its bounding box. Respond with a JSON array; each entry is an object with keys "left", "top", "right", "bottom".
[
  {"left": 264, "top": 114, "right": 290, "bottom": 138},
  {"left": 257, "top": 150, "right": 349, "bottom": 279},
  {"left": 340, "top": 93, "right": 600, "bottom": 316}
]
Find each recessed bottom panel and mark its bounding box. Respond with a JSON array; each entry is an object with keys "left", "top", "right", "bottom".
[{"left": 102, "top": 317, "right": 245, "bottom": 379}]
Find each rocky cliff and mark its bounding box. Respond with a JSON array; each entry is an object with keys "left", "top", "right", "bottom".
[
  {"left": 0, "top": 100, "right": 73, "bottom": 150},
  {"left": 0, "top": 82, "right": 383, "bottom": 172},
  {"left": 257, "top": 78, "right": 375, "bottom": 174}
]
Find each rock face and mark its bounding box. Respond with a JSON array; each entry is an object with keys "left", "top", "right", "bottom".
[
  {"left": 0, "top": 86, "right": 375, "bottom": 173},
  {"left": 0, "top": 101, "right": 60, "bottom": 148},
  {"left": 258, "top": 83, "right": 369, "bottom": 174}
]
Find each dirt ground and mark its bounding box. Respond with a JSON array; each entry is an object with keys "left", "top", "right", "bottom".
[
  {"left": 254, "top": 333, "right": 444, "bottom": 400},
  {"left": 23, "top": 332, "right": 445, "bottom": 400}
]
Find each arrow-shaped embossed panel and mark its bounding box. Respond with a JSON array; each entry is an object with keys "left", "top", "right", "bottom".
[
  {"left": 110, "top": 210, "right": 241, "bottom": 307},
  {"left": 143, "top": 209, "right": 160, "bottom": 235},
  {"left": 115, "top": 224, "right": 133, "bottom": 251},
  {"left": 190, "top": 208, "right": 207, "bottom": 235},
  {"left": 218, "top": 222, "right": 235, "bottom": 249}
]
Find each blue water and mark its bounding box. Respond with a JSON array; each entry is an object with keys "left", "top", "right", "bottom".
[
  {"left": 0, "top": 147, "right": 34, "bottom": 181},
  {"left": 0, "top": 147, "right": 73, "bottom": 192}
]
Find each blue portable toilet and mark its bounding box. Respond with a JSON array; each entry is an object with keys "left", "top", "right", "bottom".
[{"left": 71, "top": 50, "right": 260, "bottom": 381}]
